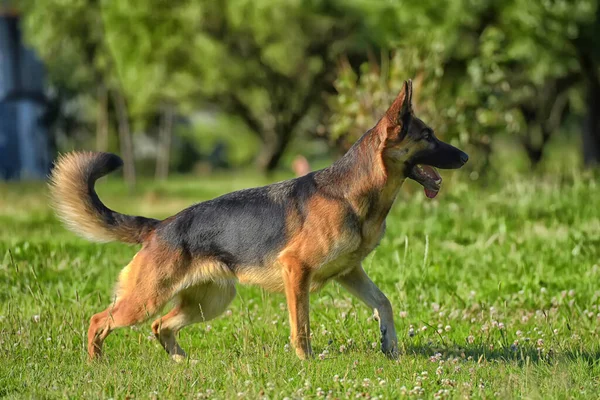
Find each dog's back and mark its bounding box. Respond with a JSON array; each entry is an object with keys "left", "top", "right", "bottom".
[{"left": 156, "top": 183, "right": 290, "bottom": 268}]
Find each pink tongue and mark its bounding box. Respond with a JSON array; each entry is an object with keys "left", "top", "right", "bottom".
[
  {"left": 424, "top": 188, "right": 438, "bottom": 198},
  {"left": 420, "top": 165, "right": 441, "bottom": 199}
]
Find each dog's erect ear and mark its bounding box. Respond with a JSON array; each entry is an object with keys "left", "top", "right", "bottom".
[{"left": 385, "top": 80, "right": 413, "bottom": 125}]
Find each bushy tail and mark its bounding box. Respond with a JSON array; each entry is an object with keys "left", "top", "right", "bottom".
[{"left": 48, "top": 152, "right": 159, "bottom": 244}]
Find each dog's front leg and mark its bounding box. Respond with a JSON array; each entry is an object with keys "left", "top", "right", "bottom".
[
  {"left": 281, "top": 256, "right": 313, "bottom": 360},
  {"left": 336, "top": 265, "right": 398, "bottom": 358}
]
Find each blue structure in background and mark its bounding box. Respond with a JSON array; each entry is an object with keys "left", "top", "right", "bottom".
[{"left": 0, "top": 8, "right": 50, "bottom": 180}]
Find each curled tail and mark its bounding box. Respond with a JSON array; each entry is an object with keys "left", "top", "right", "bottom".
[{"left": 49, "top": 152, "right": 159, "bottom": 244}]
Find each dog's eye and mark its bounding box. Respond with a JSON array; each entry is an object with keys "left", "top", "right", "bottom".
[{"left": 422, "top": 129, "right": 433, "bottom": 139}]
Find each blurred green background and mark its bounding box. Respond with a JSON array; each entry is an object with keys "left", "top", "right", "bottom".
[{"left": 4, "top": 0, "right": 599, "bottom": 183}]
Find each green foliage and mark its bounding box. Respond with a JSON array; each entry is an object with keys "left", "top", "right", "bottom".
[
  {"left": 101, "top": 1, "right": 201, "bottom": 116},
  {"left": 327, "top": 49, "right": 469, "bottom": 149},
  {"left": 17, "top": 0, "right": 600, "bottom": 172},
  {"left": 20, "top": 0, "right": 102, "bottom": 91},
  {"left": 328, "top": 0, "right": 600, "bottom": 168},
  {"left": 19, "top": 0, "right": 360, "bottom": 171},
  {"left": 1, "top": 171, "right": 600, "bottom": 398}
]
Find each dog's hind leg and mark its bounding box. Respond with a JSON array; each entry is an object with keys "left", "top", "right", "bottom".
[
  {"left": 336, "top": 265, "right": 398, "bottom": 358},
  {"left": 87, "top": 291, "right": 170, "bottom": 360},
  {"left": 151, "top": 282, "right": 236, "bottom": 362},
  {"left": 87, "top": 249, "right": 180, "bottom": 360}
]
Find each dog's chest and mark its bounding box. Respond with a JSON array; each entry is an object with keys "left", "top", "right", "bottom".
[
  {"left": 310, "top": 256, "right": 359, "bottom": 292},
  {"left": 360, "top": 219, "right": 386, "bottom": 255},
  {"left": 355, "top": 192, "right": 394, "bottom": 257},
  {"left": 312, "top": 219, "right": 386, "bottom": 286}
]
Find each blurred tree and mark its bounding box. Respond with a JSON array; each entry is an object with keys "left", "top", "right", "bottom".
[
  {"left": 100, "top": 0, "right": 359, "bottom": 172},
  {"left": 327, "top": 0, "right": 496, "bottom": 172},
  {"left": 155, "top": 105, "right": 175, "bottom": 180},
  {"left": 197, "top": 0, "right": 358, "bottom": 172},
  {"left": 20, "top": 0, "right": 600, "bottom": 175},
  {"left": 20, "top": 0, "right": 137, "bottom": 187},
  {"left": 100, "top": 1, "right": 189, "bottom": 180},
  {"left": 17, "top": 0, "right": 100, "bottom": 154},
  {"left": 329, "top": 0, "right": 600, "bottom": 170},
  {"left": 468, "top": 0, "right": 595, "bottom": 167},
  {"left": 327, "top": 50, "right": 460, "bottom": 150},
  {"left": 570, "top": 1, "right": 600, "bottom": 166}
]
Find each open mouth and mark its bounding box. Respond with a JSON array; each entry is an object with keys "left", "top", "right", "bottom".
[{"left": 410, "top": 164, "right": 442, "bottom": 199}]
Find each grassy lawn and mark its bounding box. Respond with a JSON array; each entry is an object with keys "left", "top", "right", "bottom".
[{"left": 1, "top": 170, "right": 599, "bottom": 399}]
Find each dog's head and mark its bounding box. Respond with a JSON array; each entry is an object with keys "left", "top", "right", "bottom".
[{"left": 378, "top": 80, "right": 468, "bottom": 198}]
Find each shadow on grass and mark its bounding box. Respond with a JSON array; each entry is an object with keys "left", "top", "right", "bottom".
[{"left": 403, "top": 343, "right": 600, "bottom": 366}]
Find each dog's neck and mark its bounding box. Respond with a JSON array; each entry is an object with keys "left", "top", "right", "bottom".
[{"left": 325, "top": 121, "right": 406, "bottom": 221}]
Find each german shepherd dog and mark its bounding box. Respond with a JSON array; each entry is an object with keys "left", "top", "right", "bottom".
[{"left": 49, "top": 80, "right": 468, "bottom": 361}]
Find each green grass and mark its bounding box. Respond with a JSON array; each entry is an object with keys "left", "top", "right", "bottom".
[{"left": 1, "top": 170, "right": 599, "bottom": 399}]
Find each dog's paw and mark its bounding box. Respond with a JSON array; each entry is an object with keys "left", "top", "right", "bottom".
[
  {"left": 171, "top": 354, "right": 186, "bottom": 363},
  {"left": 294, "top": 343, "right": 314, "bottom": 360},
  {"left": 382, "top": 341, "right": 399, "bottom": 359},
  {"left": 383, "top": 345, "right": 399, "bottom": 360},
  {"left": 381, "top": 329, "right": 399, "bottom": 359},
  {"left": 295, "top": 348, "right": 314, "bottom": 361}
]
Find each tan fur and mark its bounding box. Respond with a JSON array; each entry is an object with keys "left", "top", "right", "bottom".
[
  {"left": 152, "top": 282, "right": 236, "bottom": 361},
  {"left": 173, "top": 259, "right": 235, "bottom": 294},
  {"left": 279, "top": 254, "right": 312, "bottom": 359},
  {"left": 290, "top": 195, "right": 359, "bottom": 265},
  {"left": 88, "top": 236, "right": 238, "bottom": 359},
  {"left": 49, "top": 152, "right": 116, "bottom": 242},
  {"left": 88, "top": 248, "right": 173, "bottom": 358},
  {"left": 49, "top": 152, "right": 156, "bottom": 244},
  {"left": 236, "top": 265, "right": 284, "bottom": 292}
]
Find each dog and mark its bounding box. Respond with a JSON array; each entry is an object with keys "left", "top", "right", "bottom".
[{"left": 49, "top": 80, "right": 468, "bottom": 361}]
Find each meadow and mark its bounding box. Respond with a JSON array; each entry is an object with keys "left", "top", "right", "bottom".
[{"left": 1, "top": 167, "right": 599, "bottom": 399}]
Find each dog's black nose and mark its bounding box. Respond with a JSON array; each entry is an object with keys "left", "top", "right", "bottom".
[{"left": 459, "top": 151, "right": 469, "bottom": 165}]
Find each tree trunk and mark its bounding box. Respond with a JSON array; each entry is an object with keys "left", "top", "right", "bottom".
[
  {"left": 111, "top": 89, "right": 136, "bottom": 189},
  {"left": 155, "top": 105, "right": 174, "bottom": 180},
  {"left": 582, "top": 79, "right": 600, "bottom": 167},
  {"left": 524, "top": 137, "right": 544, "bottom": 167},
  {"left": 520, "top": 84, "right": 570, "bottom": 169},
  {"left": 523, "top": 125, "right": 550, "bottom": 168},
  {"left": 256, "top": 127, "right": 293, "bottom": 172},
  {"left": 96, "top": 85, "right": 109, "bottom": 152}
]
